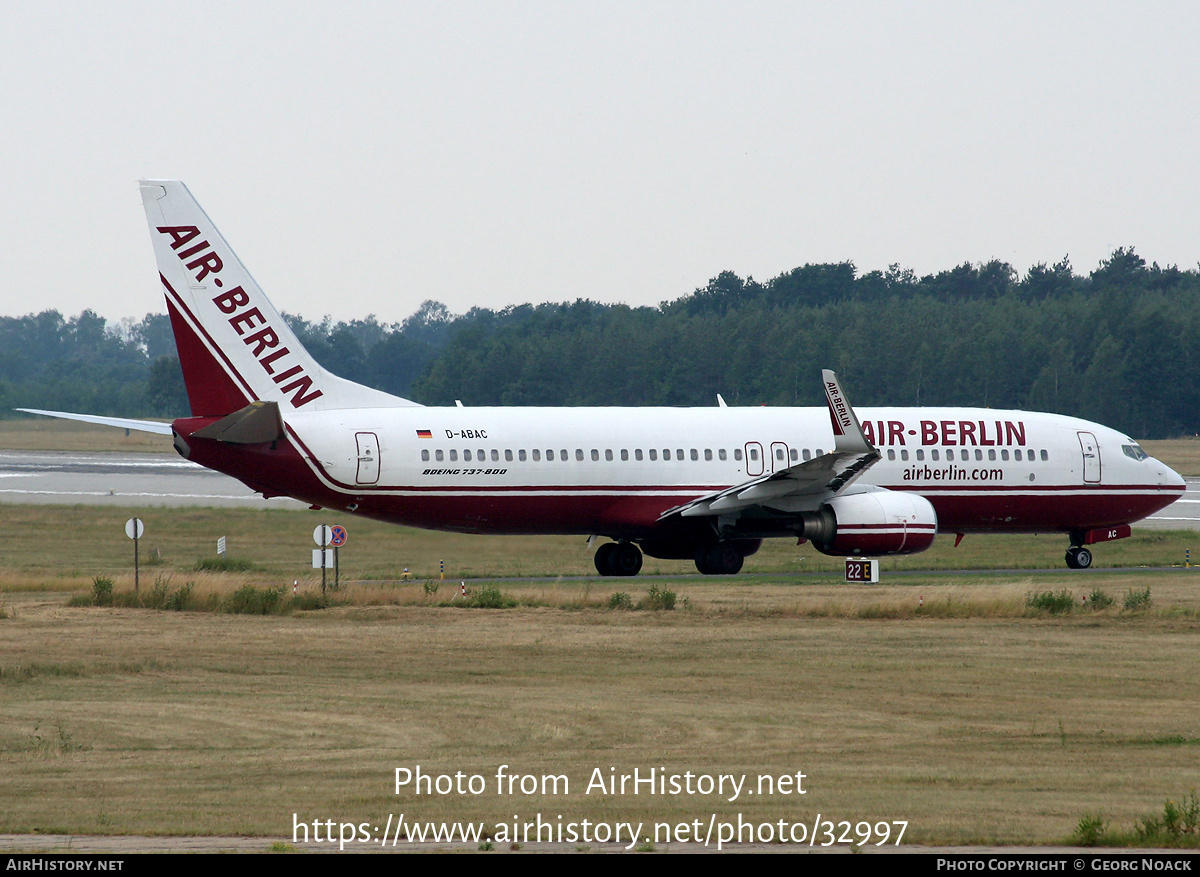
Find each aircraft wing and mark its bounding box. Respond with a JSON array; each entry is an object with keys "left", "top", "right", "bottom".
[
  {"left": 664, "top": 370, "right": 880, "bottom": 519},
  {"left": 16, "top": 408, "right": 174, "bottom": 436}
]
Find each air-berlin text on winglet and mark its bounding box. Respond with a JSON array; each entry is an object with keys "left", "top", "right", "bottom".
[
  {"left": 825, "top": 380, "right": 851, "bottom": 436},
  {"left": 157, "top": 225, "right": 323, "bottom": 408}
]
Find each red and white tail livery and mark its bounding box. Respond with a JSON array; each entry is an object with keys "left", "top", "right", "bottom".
[{"left": 20, "top": 181, "right": 1188, "bottom": 574}]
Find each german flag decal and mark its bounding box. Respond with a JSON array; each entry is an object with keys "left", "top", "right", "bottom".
[{"left": 416, "top": 429, "right": 432, "bottom": 439}]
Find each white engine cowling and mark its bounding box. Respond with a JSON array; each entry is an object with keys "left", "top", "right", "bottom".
[{"left": 804, "top": 490, "right": 938, "bottom": 556}]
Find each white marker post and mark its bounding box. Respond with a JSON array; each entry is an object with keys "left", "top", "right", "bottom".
[
  {"left": 125, "top": 517, "right": 145, "bottom": 592},
  {"left": 313, "top": 525, "right": 332, "bottom": 595}
]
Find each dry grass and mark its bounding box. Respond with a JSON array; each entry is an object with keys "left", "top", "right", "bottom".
[{"left": 1, "top": 582, "right": 1198, "bottom": 845}]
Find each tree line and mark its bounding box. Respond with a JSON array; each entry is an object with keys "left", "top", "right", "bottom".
[{"left": 3, "top": 248, "right": 1197, "bottom": 439}]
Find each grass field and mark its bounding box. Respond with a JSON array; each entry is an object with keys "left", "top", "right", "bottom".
[
  {"left": 2, "top": 574, "right": 1199, "bottom": 847},
  {"left": 2, "top": 421, "right": 1199, "bottom": 849}
]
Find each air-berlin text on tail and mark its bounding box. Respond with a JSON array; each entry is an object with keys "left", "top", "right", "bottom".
[
  {"left": 157, "top": 225, "right": 323, "bottom": 408},
  {"left": 862, "top": 419, "right": 1026, "bottom": 447}
]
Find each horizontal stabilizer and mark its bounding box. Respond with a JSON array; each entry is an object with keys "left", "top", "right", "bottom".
[{"left": 16, "top": 408, "right": 173, "bottom": 436}]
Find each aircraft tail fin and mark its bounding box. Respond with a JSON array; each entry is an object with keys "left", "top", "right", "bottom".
[{"left": 139, "top": 180, "right": 421, "bottom": 418}]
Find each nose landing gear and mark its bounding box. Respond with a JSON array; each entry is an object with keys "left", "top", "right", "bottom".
[{"left": 1065, "top": 545, "right": 1092, "bottom": 569}]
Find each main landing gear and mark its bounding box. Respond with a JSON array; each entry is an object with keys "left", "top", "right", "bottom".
[
  {"left": 694, "top": 542, "right": 745, "bottom": 575},
  {"left": 592, "top": 538, "right": 756, "bottom": 576},
  {"left": 594, "top": 541, "right": 643, "bottom": 576}
]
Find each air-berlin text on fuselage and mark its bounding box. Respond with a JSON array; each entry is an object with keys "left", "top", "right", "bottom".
[
  {"left": 157, "top": 226, "right": 323, "bottom": 409},
  {"left": 861, "top": 419, "right": 1026, "bottom": 447}
]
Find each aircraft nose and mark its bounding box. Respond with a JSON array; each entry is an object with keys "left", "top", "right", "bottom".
[{"left": 1157, "top": 459, "right": 1186, "bottom": 489}]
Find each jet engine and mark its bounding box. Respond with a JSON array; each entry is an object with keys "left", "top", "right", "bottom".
[{"left": 798, "top": 490, "right": 937, "bottom": 556}]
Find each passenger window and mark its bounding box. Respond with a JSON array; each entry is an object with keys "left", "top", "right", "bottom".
[
  {"left": 605, "top": 449, "right": 613, "bottom": 462},
  {"left": 930, "top": 450, "right": 939, "bottom": 461},
  {"left": 663, "top": 449, "right": 671, "bottom": 461},
  {"left": 1001, "top": 449, "right": 1009, "bottom": 461},
  {"left": 887, "top": 449, "right": 895, "bottom": 461},
  {"left": 450, "top": 450, "right": 458, "bottom": 462},
  {"left": 532, "top": 449, "right": 541, "bottom": 462},
  {"left": 733, "top": 449, "right": 742, "bottom": 461},
  {"left": 421, "top": 449, "right": 430, "bottom": 462},
  {"left": 591, "top": 449, "right": 600, "bottom": 461},
  {"left": 464, "top": 450, "right": 472, "bottom": 462},
  {"left": 946, "top": 449, "right": 954, "bottom": 461},
  {"left": 790, "top": 449, "right": 798, "bottom": 462},
  {"left": 576, "top": 449, "right": 584, "bottom": 461},
  {"left": 916, "top": 450, "right": 924, "bottom": 461},
  {"left": 803, "top": 449, "right": 811, "bottom": 461},
  {"left": 546, "top": 449, "right": 555, "bottom": 461},
  {"left": 1014, "top": 449, "right": 1022, "bottom": 461},
  {"left": 518, "top": 449, "right": 526, "bottom": 461},
  {"left": 775, "top": 448, "right": 785, "bottom": 461},
  {"left": 560, "top": 449, "right": 567, "bottom": 461},
  {"left": 718, "top": 449, "right": 727, "bottom": 461},
  {"left": 901, "top": 450, "right": 909, "bottom": 461},
  {"left": 1040, "top": 449, "right": 1048, "bottom": 461},
  {"left": 749, "top": 448, "right": 758, "bottom": 461},
  {"left": 478, "top": 449, "right": 484, "bottom": 460},
  {"left": 690, "top": 449, "right": 698, "bottom": 461},
  {"left": 975, "top": 449, "right": 983, "bottom": 461},
  {"left": 676, "top": 448, "right": 684, "bottom": 460},
  {"left": 491, "top": 449, "right": 499, "bottom": 462},
  {"left": 621, "top": 449, "right": 629, "bottom": 461},
  {"left": 988, "top": 449, "right": 996, "bottom": 461},
  {"left": 704, "top": 449, "right": 712, "bottom": 461},
  {"left": 649, "top": 449, "right": 658, "bottom": 461},
  {"left": 635, "top": 449, "right": 643, "bottom": 461},
  {"left": 504, "top": 449, "right": 513, "bottom": 462}
]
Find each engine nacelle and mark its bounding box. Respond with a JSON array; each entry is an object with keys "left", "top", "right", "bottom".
[{"left": 801, "top": 490, "right": 938, "bottom": 557}]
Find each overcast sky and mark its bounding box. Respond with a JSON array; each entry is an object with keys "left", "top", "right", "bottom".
[{"left": 2, "top": 1, "right": 1198, "bottom": 325}]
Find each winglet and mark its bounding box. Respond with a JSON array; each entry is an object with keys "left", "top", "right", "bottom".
[{"left": 821, "top": 369, "right": 874, "bottom": 454}]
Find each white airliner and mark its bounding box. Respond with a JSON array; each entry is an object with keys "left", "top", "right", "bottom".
[{"left": 20, "top": 181, "right": 1187, "bottom": 574}]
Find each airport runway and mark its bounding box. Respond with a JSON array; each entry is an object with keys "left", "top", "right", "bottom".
[
  {"left": 0, "top": 450, "right": 307, "bottom": 510},
  {"left": 1, "top": 449, "right": 1197, "bottom": 530},
  {"left": 1135, "top": 478, "right": 1200, "bottom": 530}
]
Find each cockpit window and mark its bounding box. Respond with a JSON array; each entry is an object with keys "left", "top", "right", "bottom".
[{"left": 1122, "top": 444, "right": 1148, "bottom": 461}]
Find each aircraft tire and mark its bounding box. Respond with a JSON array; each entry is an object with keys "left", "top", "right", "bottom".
[
  {"left": 1065, "top": 546, "right": 1093, "bottom": 569},
  {"left": 610, "top": 542, "right": 643, "bottom": 576},
  {"left": 594, "top": 542, "right": 617, "bottom": 576},
  {"left": 698, "top": 543, "right": 745, "bottom": 575}
]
